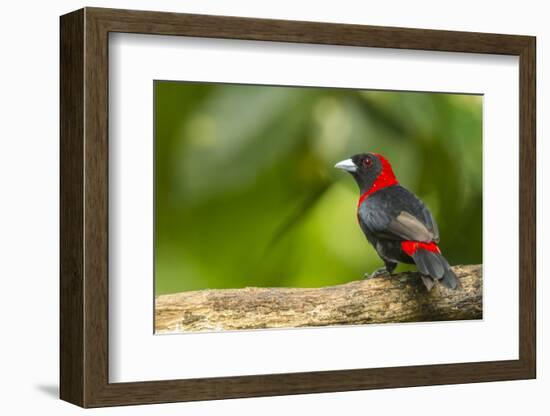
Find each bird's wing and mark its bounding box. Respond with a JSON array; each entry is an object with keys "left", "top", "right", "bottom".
[
  {"left": 361, "top": 187, "right": 439, "bottom": 243},
  {"left": 363, "top": 210, "right": 435, "bottom": 242},
  {"left": 421, "top": 208, "right": 440, "bottom": 242}
]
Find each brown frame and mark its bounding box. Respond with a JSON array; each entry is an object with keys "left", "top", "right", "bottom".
[{"left": 60, "top": 7, "right": 536, "bottom": 408}]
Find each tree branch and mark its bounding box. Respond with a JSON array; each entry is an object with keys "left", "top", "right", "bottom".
[{"left": 155, "top": 264, "right": 482, "bottom": 333}]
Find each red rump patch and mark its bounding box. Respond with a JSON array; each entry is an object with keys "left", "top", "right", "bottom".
[
  {"left": 357, "top": 154, "right": 399, "bottom": 209},
  {"left": 401, "top": 241, "right": 441, "bottom": 256}
]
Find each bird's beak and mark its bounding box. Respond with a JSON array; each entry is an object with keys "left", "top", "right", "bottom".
[{"left": 334, "top": 158, "right": 357, "bottom": 173}]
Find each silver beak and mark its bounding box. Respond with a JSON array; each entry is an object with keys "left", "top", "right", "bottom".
[{"left": 334, "top": 158, "right": 357, "bottom": 173}]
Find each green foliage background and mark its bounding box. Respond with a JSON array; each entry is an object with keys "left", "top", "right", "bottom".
[{"left": 155, "top": 81, "right": 482, "bottom": 295}]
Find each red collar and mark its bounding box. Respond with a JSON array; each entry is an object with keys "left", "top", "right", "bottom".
[{"left": 357, "top": 154, "right": 398, "bottom": 208}]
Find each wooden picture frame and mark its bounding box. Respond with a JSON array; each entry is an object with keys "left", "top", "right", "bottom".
[{"left": 60, "top": 7, "right": 536, "bottom": 408}]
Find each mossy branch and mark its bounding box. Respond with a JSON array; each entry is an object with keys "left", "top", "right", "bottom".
[{"left": 155, "top": 264, "right": 482, "bottom": 333}]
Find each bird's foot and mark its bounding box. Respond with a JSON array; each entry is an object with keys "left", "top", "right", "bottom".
[{"left": 364, "top": 267, "right": 389, "bottom": 279}]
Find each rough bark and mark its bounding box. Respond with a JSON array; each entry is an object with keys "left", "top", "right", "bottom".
[{"left": 155, "top": 264, "right": 482, "bottom": 333}]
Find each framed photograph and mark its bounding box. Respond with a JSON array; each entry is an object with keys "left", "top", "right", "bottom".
[{"left": 60, "top": 7, "right": 536, "bottom": 407}]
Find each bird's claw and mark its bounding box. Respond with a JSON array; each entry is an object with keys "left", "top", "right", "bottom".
[{"left": 364, "top": 267, "right": 389, "bottom": 279}]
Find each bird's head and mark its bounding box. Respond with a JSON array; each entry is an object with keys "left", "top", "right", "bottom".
[{"left": 335, "top": 153, "right": 398, "bottom": 195}]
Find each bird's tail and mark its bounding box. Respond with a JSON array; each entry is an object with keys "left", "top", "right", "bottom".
[{"left": 404, "top": 242, "right": 461, "bottom": 291}]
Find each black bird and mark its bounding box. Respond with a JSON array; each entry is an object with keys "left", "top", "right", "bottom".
[{"left": 335, "top": 153, "right": 460, "bottom": 290}]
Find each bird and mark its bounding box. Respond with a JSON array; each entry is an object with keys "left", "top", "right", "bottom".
[{"left": 335, "top": 153, "right": 460, "bottom": 291}]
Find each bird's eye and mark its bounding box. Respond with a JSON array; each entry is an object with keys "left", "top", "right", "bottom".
[{"left": 363, "top": 157, "right": 373, "bottom": 168}]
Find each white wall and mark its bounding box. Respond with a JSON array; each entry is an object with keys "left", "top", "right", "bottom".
[{"left": 0, "top": 1, "right": 545, "bottom": 414}]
